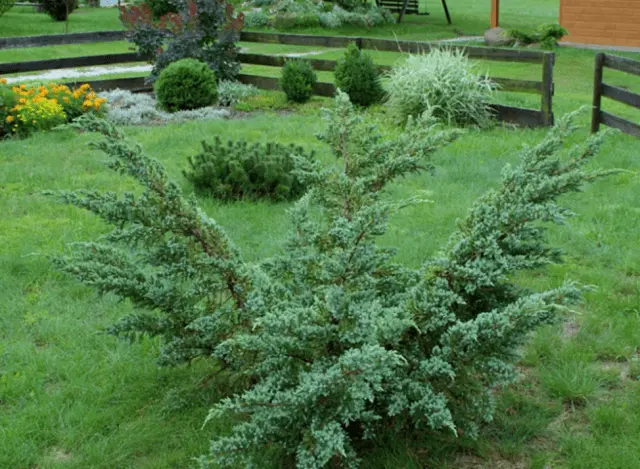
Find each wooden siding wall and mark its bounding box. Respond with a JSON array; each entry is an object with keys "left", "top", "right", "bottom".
[{"left": 560, "top": 0, "right": 640, "bottom": 47}]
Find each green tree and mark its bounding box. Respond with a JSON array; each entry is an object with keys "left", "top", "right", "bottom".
[{"left": 53, "top": 94, "right": 613, "bottom": 468}]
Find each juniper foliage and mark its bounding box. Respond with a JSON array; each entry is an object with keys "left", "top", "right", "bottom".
[
  {"left": 50, "top": 117, "right": 251, "bottom": 366},
  {"left": 53, "top": 93, "right": 612, "bottom": 468}
]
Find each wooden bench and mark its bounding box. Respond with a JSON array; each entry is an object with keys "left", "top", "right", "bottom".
[
  {"left": 377, "top": 0, "right": 422, "bottom": 15},
  {"left": 376, "top": 0, "right": 451, "bottom": 24}
]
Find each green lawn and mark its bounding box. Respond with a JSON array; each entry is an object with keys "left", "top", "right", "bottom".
[
  {"left": 2, "top": 1, "right": 640, "bottom": 468},
  {"left": 1, "top": 0, "right": 560, "bottom": 38},
  {"left": 1, "top": 100, "right": 639, "bottom": 469},
  {"left": 0, "top": 5, "right": 123, "bottom": 36}
]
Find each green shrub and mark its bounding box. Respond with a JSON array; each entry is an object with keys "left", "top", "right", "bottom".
[
  {"left": 145, "top": 0, "right": 177, "bottom": 18},
  {"left": 183, "top": 137, "right": 315, "bottom": 201},
  {"left": 154, "top": 59, "right": 218, "bottom": 113},
  {"left": 244, "top": 9, "right": 271, "bottom": 28},
  {"left": 233, "top": 91, "right": 288, "bottom": 112},
  {"left": 385, "top": 48, "right": 495, "bottom": 127},
  {"left": 273, "top": 11, "right": 320, "bottom": 29},
  {"left": 280, "top": 59, "right": 317, "bottom": 103},
  {"left": 537, "top": 23, "right": 568, "bottom": 50},
  {"left": 336, "top": 0, "right": 364, "bottom": 11},
  {"left": 217, "top": 80, "right": 259, "bottom": 106},
  {"left": 505, "top": 23, "right": 568, "bottom": 50},
  {"left": 334, "top": 42, "right": 383, "bottom": 107},
  {"left": 0, "top": 0, "right": 15, "bottom": 17},
  {"left": 119, "top": 0, "right": 243, "bottom": 83},
  {"left": 55, "top": 99, "right": 612, "bottom": 468},
  {"left": 39, "top": 0, "right": 77, "bottom": 21}
]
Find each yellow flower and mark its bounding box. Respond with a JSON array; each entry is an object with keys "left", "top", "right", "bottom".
[
  {"left": 5, "top": 115, "right": 14, "bottom": 123},
  {"left": 63, "top": 97, "right": 70, "bottom": 103},
  {"left": 0, "top": 78, "right": 6, "bottom": 85},
  {"left": 18, "top": 98, "right": 26, "bottom": 104}
]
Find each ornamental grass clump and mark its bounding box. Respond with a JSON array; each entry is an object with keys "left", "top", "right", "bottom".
[
  {"left": 53, "top": 93, "right": 613, "bottom": 468},
  {"left": 385, "top": 48, "right": 495, "bottom": 127},
  {"left": 217, "top": 80, "right": 259, "bottom": 106}
]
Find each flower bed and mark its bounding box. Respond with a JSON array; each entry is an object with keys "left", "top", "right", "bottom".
[{"left": 0, "top": 79, "right": 106, "bottom": 138}]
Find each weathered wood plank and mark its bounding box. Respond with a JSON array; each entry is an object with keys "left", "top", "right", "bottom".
[
  {"left": 600, "top": 111, "right": 640, "bottom": 137},
  {"left": 601, "top": 83, "right": 640, "bottom": 108},
  {"left": 540, "top": 52, "right": 554, "bottom": 126},
  {"left": 240, "top": 31, "right": 355, "bottom": 48},
  {"left": 64, "top": 76, "right": 151, "bottom": 93},
  {"left": 361, "top": 37, "right": 545, "bottom": 63},
  {"left": 603, "top": 54, "right": 640, "bottom": 76},
  {"left": 238, "top": 53, "right": 337, "bottom": 72},
  {"left": 490, "top": 104, "right": 544, "bottom": 127},
  {"left": 239, "top": 32, "right": 545, "bottom": 63},
  {"left": 238, "top": 73, "right": 544, "bottom": 126},
  {"left": 0, "top": 30, "right": 126, "bottom": 50},
  {"left": 490, "top": 77, "right": 542, "bottom": 93},
  {"left": 238, "top": 73, "right": 335, "bottom": 97},
  {"left": 0, "top": 53, "right": 148, "bottom": 75},
  {"left": 239, "top": 54, "right": 542, "bottom": 95},
  {"left": 592, "top": 53, "right": 605, "bottom": 133}
]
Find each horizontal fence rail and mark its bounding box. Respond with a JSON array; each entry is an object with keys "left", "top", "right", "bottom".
[
  {"left": 0, "top": 30, "right": 126, "bottom": 49},
  {"left": 592, "top": 53, "right": 640, "bottom": 137},
  {"left": 0, "top": 52, "right": 148, "bottom": 75},
  {"left": 1, "top": 30, "right": 555, "bottom": 127}
]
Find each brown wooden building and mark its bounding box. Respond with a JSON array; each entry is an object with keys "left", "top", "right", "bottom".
[
  {"left": 491, "top": 0, "right": 640, "bottom": 48},
  {"left": 560, "top": 0, "right": 640, "bottom": 47}
]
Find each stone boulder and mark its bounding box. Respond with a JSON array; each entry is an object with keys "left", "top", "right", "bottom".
[{"left": 484, "top": 27, "right": 515, "bottom": 47}]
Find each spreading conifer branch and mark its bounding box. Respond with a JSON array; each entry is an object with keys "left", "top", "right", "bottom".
[
  {"left": 52, "top": 97, "right": 614, "bottom": 468},
  {"left": 49, "top": 114, "right": 251, "bottom": 365}
]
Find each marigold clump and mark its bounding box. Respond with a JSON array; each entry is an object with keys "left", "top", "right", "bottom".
[{"left": 0, "top": 79, "right": 107, "bottom": 138}]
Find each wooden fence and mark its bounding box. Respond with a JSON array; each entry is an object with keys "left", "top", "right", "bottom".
[
  {"left": 591, "top": 53, "right": 640, "bottom": 138},
  {"left": 0, "top": 30, "right": 556, "bottom": 127}
]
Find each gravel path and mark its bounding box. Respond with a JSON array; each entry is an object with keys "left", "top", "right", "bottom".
[
  {"left": 7, "top": 49, "right": 331, "bottom": 84},
  {"left": 5, "top": 64, "right": 152, "bottom": 84}
]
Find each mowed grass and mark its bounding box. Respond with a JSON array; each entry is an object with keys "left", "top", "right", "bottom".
[
  {"left": 2, "top": 1, "right": 640, "bottom": 468},
  {"left": 0, "top": 0, "right": 560, "bottom": 38},
  {"left": 0, "top": 5, "right": 123, "bottom": 36},
  {"left": 1, "top": 101, "right": 639, "bottom": 469}
]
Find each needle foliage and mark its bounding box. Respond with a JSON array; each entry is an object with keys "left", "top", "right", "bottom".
[{"left": 52, "top": 93, "right": 612, "bottom": 468}]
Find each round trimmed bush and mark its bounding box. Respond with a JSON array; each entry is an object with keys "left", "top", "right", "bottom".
[
  {"left": 334, "top": 42, "right": 383, "bottom": 107},
  {"left": 280, "top": 59, "right": 317, "bottom": 103},
  {"left": 154, "top": 59, "right": 218, "bottom": 113}
]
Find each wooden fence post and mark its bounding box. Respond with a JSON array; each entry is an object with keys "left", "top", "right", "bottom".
[
  {"left": 490, "top": 0, "right": 500, "bottom": 28},
  {"left": 591, "top": 53, "right": 605, "bottom": 133},
  {"left": 540, "top": 52, "right": 554, "bottom": 126}
]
